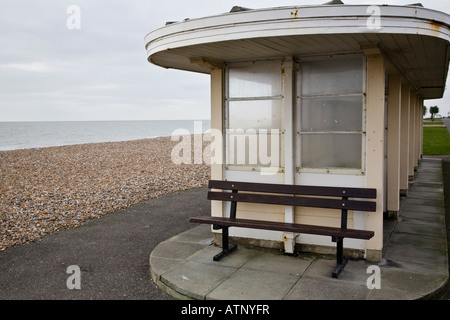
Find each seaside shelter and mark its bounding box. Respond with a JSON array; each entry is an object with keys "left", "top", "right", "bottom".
[{"left": 145, "top": 3, "right": 450, "bottom": 262}]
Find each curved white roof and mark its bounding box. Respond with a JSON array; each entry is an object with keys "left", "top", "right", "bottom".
[{"left": 145, "top": 4, "right": 450, "bottom": 99}]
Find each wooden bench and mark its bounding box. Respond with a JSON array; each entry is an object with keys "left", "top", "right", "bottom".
[{"left": 190, "top": 180, "right": 377, "bottom": 278}]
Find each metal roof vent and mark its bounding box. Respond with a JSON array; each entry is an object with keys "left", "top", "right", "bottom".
[
  {"left": 323, "top": 0, "right": 344, "bottom": 4},
  {"left": 405, "top": 3, "right": 424, "bottom": 7},
  {"left": 230, "top": 6, "right": 252, "bottom": 12}
]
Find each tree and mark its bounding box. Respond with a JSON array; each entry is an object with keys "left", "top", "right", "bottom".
[
  {"left": 423, "top": 105, "right": 427, "bottom": 117},
  {"left": 429, "top": 106, "right": 439, "bottom": 121}
]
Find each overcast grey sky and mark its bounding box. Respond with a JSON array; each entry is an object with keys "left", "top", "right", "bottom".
[{"left": 0, "top": 0, "right": 449, "bottom": 121}]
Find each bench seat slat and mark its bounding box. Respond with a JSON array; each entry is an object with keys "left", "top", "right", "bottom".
[
  {"left": 208, "top": 180, "right": 376, "bottom": 199},
  {"left": 208, "top": 191, "right": 376, "bottom": 212},
  {"left": 190, "top": 216, "right": 374, "bottom": 240}
]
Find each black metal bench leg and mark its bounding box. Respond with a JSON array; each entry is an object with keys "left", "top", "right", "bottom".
[
  {"left": 213, "top": 226, "right": 237, "bottom": 261},
  {"left": 332, "top": 237, "right": 348, "bottom": 278}
]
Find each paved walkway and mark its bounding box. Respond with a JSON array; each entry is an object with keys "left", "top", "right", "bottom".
[
  {"left": 443, "top": 118, "right": 450, "bottom": 134},
  {"left": 150, "top": 157, "right": 448, "bottom": 300}
]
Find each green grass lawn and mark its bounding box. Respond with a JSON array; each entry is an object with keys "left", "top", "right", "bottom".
[
  {"left": 423, "top": 126, "right": 450, "bottom": 155},
  {"left": 423, "top": 119, "right": 444, "bottom": 125}
]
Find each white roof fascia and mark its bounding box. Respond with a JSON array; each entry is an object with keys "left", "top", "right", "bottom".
[{"left": 145, "top": 5, "right": 450, "bottom": 56}]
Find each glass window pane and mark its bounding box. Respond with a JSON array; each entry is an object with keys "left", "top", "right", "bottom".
[
  {"left": 300, "top": 134, "right": 362, "bottom": 169},
  {"left": 228, "top": 100, "right": 282, "bottom": 130},
  {"left": 226, "top": 131, "right": 281, "bottom": 167},
  {"left": 228, "top": 61, "right": 282, "bottom": 98},
  {"left": 301, "top": 96, "right": 363, "bottom": 132},
  {"left": 301, "top": 55, "right": 363, "bottom": 96}
]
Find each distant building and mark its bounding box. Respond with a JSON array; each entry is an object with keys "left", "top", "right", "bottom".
[{"left": 145, "top": 3, "right": 450, "bottom": 262}]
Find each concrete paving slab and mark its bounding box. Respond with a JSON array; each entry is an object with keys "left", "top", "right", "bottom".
[
  {"left": 394, "top": 221, "right": 446, "bottom": 238},
  {"left": 207, "top": 268, "right": 300, "bottom": 300},
  {"left": 285, "top": 277, "right": 369, "bottom": 300},
  {"left": 408, "top": 190, "right": 444, "bottom": 200},
  {"left": 162, "top": 261, "right": 235, "bottom": 300},
  {"left": 168, "top": 225, "right": 214, "bottom": 245},
  {"left": 150, "top": 256, "right": 183, "bottom": 286},
  {"left": 388, "top": 232, "right": 446, "bottom": 251},
  {"left": 405, "top": 197, "right": 445, "bottom": 207},
  {"left": 367, "top": 268, "right": 447, "bottom": 300},
  {"left": 411, "top": 186, "right": 445, "bottom": 194},
  {"left": 400, "top": 209, "right": 445, "bottom": 225},
  {"left": 288, "top": 259, "right": 372, "bottom": 299},
  {"left": 150, "top": 241, "right": 207, "bottom": 261},
  {"left": 384, "top": 245, "right": 448, "bottom": 271},
  {"left": 187, "top": 245, "right": 260, "bottom": 269},
  {"left": 302, "top": 258, "right": 371, "bottom": 285},
  {"left": 240, "top": 252, "right": 312, "bottom": 276}
]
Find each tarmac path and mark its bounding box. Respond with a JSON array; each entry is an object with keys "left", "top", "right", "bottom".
[{"left": 0, "top": 187, "right": 210, "bottom": 300}]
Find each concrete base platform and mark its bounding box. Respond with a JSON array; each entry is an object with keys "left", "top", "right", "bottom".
[{"left": 150, "top": 157, "right": 448, "bottom": 300}]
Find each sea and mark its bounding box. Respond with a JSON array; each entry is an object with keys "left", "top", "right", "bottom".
[{"left": 0, "top": 120, "right": 211, "bottom": 151}]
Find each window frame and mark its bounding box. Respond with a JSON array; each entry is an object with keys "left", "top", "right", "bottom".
[
  {"left": 223, "top": 59, "right": 285, "bottom": 173},
  {"left": 295, "top": 53, "right": 367, "bottom": 175}
]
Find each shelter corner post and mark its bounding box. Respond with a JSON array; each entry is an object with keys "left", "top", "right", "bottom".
[
  {"left": 210, "top": 68, "right": 224, "bottom": 219},
  {"left": 362, "top": 45, "right": 385, "bottom": 262}
]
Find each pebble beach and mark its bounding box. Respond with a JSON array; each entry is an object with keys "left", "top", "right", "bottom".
[{"left": 0, "top": 135, "right": 210, "bottom": 251}]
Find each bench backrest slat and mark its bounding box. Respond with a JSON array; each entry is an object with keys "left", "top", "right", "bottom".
[
  {"left": 208, "top": 180, "right": 376, "bottom": 199},
  {"left": 208, "top": 191, "right": 376, "bottom": 212}
]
